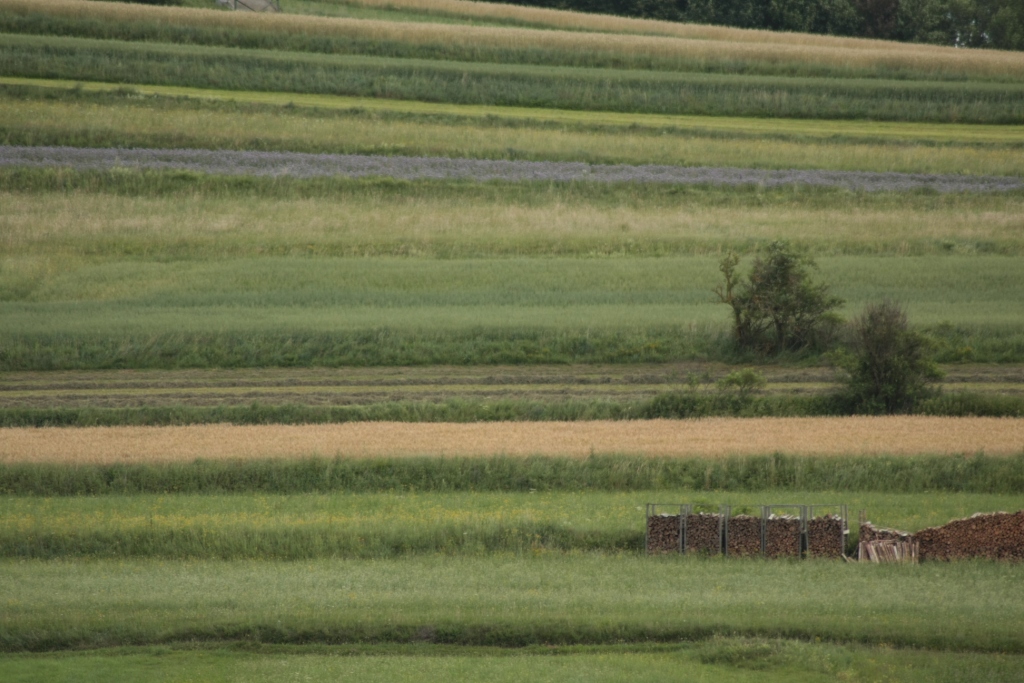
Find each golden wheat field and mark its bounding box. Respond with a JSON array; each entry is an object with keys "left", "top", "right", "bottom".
[
  {"left": 2, "top": 417, "right": 1022, "bottom": 464},
  {"left": 9, "top": 0, "right": 1024, "bottom": 79}
]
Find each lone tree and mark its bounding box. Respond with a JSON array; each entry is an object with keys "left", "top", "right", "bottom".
[
  {"left": 715, "top": 241, "right": 843, "bottom": 356},
  {"left": 840, "top": 300, "right": 943, "bottom": 414}
]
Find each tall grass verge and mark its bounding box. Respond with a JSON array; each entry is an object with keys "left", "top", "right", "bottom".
[
  {"left": 3, "top": 34, "right": 1022, "bottom": 122},
  {"left": 2, "top": 453, "right": 1022, "bottom": 495},
  {"left": 1, "top": 391, "right": 1020, "bottom": 428}
]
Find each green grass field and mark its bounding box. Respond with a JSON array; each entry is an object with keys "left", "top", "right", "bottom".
[
  {"left": 2, "top": 556, "right": 1023, "bottom": 653},
  {"left": 2, "top": 488, "right": 1022, "bottom": 558},
  {"left": 3, "top": 33, "right": 1023, "bottom": 123},
  {"left": 3, "top": 0, "right": 1024, "bottom": 676},
  {"left": 5, "top": 85, "right": 1024, "bottom": 175},
  {"left": 4, "top": 641, "right": 1024, "bottom": 683},
  {"left": 3, "top": 253, "right": 1022, "bottom": 367},
  {"left": 7, "top": 0, "right": 1024, "bottom": 82}
]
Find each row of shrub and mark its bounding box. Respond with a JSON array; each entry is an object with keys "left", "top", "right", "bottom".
[{"left": 1, "top": 390, "right": 1020, "bottom": 429}]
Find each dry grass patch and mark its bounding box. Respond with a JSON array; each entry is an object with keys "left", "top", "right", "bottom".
[
  {"left": 6, "top": 0, "right": 1023, "bottom": 80},
  {"left": 6, "top": 191, "right": 1024, "bottom": 259},
  {"left": 2, "top": 417, "right": 1022, "bottom": 464}
]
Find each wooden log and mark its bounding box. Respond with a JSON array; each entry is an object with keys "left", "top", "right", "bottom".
[
  {"left": 806, "top": 515, "right": 845, "bottom": 558},
  {"left": 764, "top": 515, "right": 801, "bottom": 559},
  {"left": 646, "top": 514, "right": 681, "bottom": 554},
  {"left": 726, "top": 515, "right": 762, "bottom": 558},
  {"left": 685, "top": 513, "right": 722, "bottom": 555},
  {"left": 917, "top": 511, "right": 1024, "bottom": 561}
]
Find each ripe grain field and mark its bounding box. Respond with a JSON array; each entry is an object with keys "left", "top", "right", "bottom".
[{"left": 3, "top": 417, "right": 1023, "bottom": 464}]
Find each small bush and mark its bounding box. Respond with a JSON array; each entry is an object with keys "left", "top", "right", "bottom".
[
  {"left": 716, "top": 241, "right": 843, "bottom": 356},
  {"left": 837, "top": 300, "right": 943, "bottom": 414}
]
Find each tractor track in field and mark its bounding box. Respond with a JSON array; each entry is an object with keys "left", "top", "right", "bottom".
[
  {"left": 2, "top": 365, "right": 1021, "bottom": 410},
  {"left": 3, "top": 145, "right": 1023, "bottom": 192}
]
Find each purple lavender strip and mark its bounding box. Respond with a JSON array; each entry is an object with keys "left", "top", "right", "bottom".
[{"left": 2, "top": 146, "right": 1021, "bottom": 192}]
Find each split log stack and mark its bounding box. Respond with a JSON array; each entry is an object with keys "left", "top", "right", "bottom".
[
  {"left": 806, "top": 515, "right": 845, "bottom": 558},
  {"left": 726, "top": 515, "right": 762, "bottom": 557},
  {"left": 646, "top": 514, "right": 682, "bottom": 554},
  {"left": 685, "top": 513, "right": 723, "bottom": 555},
  {"left": 764, "top": 515, "right": 802, "bottom": 558},
  {"left": 859, "top": 522, "right": 913, "bottom": 544},
  {"left": 916, "top": 511, "right": 1024, "bottom": 561}
]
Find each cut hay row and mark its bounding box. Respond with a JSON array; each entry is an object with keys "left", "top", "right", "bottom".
[
  {"left": 5, "top": 0, "right": 1022, "bottom": 80},
  {"left": 2, "top": 417, "right": 1022, "bottom": 464}
]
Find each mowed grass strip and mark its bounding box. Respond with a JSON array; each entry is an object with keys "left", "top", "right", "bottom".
[
  {"left": 6, "top": 0, "right": 1022, "bottom": 81},
  {"left": 10, "top": 78, "right": 1024, "bottom": 145},
  {"left": 4, "top": 641, "right": 1023, "bottom": 683},
  {"left": 2, "top": 556, "right": 1023, "bottom": 652},
  {"left": 3, "top": 418, "right": 1022, "bottom": 464}
]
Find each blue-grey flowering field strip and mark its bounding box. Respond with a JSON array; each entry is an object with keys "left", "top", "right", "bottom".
[{"left": 5, "top": 146, "right": 1022, "bottom": 192}]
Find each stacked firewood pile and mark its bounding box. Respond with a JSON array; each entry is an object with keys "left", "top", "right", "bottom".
[
  {"left": 726, "top": 515, "right": 762, "bottom": 557},
  {"left": 861, "top": 538, "right": 919, "bottom": 563},
  {"left": 916, "top": 511, "right": 1024, "bottom": 561},
  {"left": 764, "top": 515, "right": 802, "bottom": 558},
  {"left": 858, "top": 522, "right": 916, "bottom": 563},
  {"left": 646, "top": 514, "right": 682, "bottom": 554},
  {"left": 685, "top": 513, "right": 723, "bottom": 555},
  {"left": 806, "top": 515, "right": 845, "bottom": 558},
  {"left": 859, "top": 522, "right": 913, "bottom": 544}
]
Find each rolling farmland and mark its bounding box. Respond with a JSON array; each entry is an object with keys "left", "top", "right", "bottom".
[{"left": 1, "top": 0, "right": 1023, "bottom": 679}]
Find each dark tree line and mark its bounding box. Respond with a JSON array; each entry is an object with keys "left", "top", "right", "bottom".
[{"left": 499, "top": 0, "right": 1024, "bottom": 51}]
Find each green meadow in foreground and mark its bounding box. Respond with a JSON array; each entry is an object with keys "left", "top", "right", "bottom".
[
  {"left": 3, "top": 640, "right": 1023, "bottom": 683},
  {"left": 1, "top": 556, "right": 1022, "bottom": 652}
]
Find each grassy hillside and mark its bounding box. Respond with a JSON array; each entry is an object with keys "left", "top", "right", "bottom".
[
  {"left": 3, "top": 34, "right": 1022, "bottom": 123},
  {"left": 6, "top": 0, "right": 1022, "bottom": 81}
]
